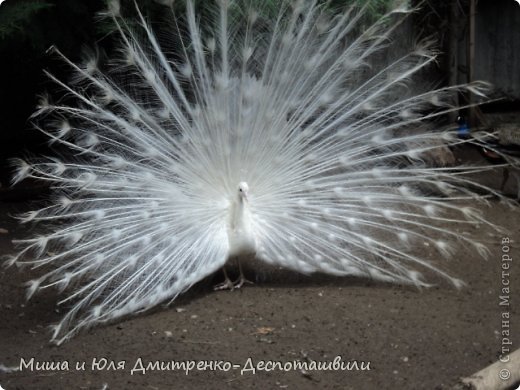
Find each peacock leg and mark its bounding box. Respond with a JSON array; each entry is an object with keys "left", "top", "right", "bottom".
[
  {"left": 214, "top": 267, "right": 235, "bottom": 290},
  {"left": 234, "top": 260, "right": 254, "bottom": 289}
]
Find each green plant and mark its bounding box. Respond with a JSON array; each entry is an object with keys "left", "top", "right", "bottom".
[{"left": 0, "top": 0, "right": 54, "bottom": 40}]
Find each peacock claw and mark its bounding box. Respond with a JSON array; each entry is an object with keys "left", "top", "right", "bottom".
[
  {"left": 213, "top": 278, "right": 235, "bottom": 291},
  {"left": 233, "top": 276, "right": 254, "bottom": 289}
]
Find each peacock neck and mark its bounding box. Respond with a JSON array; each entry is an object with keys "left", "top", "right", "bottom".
[
  {"left": 226, "top": 182, "right": 256, "bottom": 257},
  {"left": 232, "top": 194, "right": 248, "bottom": 231}
]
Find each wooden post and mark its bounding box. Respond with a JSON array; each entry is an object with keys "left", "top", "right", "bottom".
[
  {"left": 448, "top": 0, "right": 459, "bottom": 123},
  {"left": 468, "top": 0, "right": 476, "bottom": 127}
]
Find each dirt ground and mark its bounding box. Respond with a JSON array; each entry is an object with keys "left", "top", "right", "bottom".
[{"left": 0, "top": 151, "right": 519, "bottom": 390}]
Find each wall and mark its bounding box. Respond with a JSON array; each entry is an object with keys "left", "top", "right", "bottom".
[{"left": 475, "top": 0, "right": 520, "bottom": 99}]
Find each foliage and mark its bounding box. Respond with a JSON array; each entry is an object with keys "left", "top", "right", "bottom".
[{"left": 0, "top": 0, "right": 53, "bottom": 40}]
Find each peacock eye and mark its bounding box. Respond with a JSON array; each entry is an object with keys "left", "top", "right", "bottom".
[{"left": 239, "top": 188, "right": 242, "bottom": 192}]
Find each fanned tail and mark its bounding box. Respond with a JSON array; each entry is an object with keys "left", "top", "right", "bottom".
[{"left": 7, "top": 0, "right": 514, "bottom": 342}]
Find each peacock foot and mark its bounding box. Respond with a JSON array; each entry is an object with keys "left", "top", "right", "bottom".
[
  {"left": 233, "top": 275, "right": 254, "bottom": 289},
  {"left": 213, "top": 277, "right": 235, "bottom": 291}
]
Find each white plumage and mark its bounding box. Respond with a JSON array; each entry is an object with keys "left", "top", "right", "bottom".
[
  {"left": 228, "top": 182, "right": 256, "bottom": 259},
  {"left": 6, "top": 0, "right": 509, "bottom": 343}
]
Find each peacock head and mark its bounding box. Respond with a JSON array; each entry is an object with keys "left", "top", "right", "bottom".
[{"left": 238, "top": 182, "right": 249, "bottom": 201}]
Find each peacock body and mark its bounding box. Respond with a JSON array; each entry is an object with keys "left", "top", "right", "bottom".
[{"left": 6, "top": 0, "right": 507, "bottom": 343}]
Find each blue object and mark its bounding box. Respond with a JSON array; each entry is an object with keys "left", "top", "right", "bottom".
[{"left": 457, "top": 116, "right": 470, "bottom": 138}]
